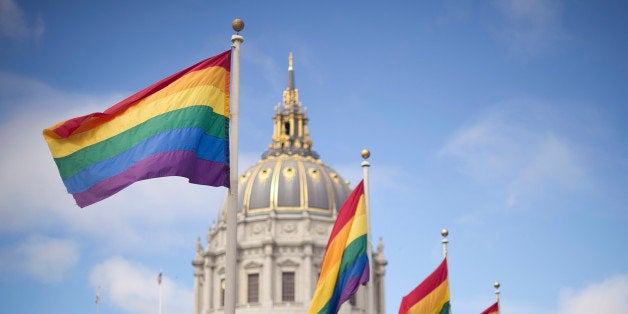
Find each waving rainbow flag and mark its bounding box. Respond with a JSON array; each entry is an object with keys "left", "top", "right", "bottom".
[
  {"left": 308, "top": 180, "right": 370, "bottom": 314},
  {"left": 43, "top": 50, "right": 231, "bottom": 207},
  {"left": 398, "top": 258, "right": 451, "bottom": 314},
  {"left": 481, "top": 302, "right": 499, "bottom": 314}
]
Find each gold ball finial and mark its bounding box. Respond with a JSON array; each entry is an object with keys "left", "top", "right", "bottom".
[
  {"left": 494, "top": 282, "right": 501, "bottom": 289},
  {"left": 361, "top": 149, "right": 371, "bottom": 160},
  {"left": 232, "top": 18, "right": 244, "bottom": 32},
  {"left": 441, "top": 229, "right": 449, "bottom": 237}
]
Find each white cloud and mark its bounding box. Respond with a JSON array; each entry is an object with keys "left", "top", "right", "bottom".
[
  {"left": 0, "top": 235, "right": 79, "bottom": 283},
  {"left": 440, "top": 99, "right": 587, "bottom": 209},
  {"left": 491, "top": 0, "right": 565, "bottom": 57},
  {"left": 455, "top": 275, "right": 628, "bottom": 314},
  {"left": 0, "top": 0, "right": 44, "bottom": 39},
  {"left": 557, "top": 274, "right": 628, "bottom": 314},
  {"left": 507, "top": 132, "right": 584, "bottom": 206},
  {"left": 90, "top": 257, "right": 192, "bottom": 314}
]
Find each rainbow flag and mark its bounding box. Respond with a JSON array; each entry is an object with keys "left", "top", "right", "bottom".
[
  {"left": 308, "top": 180, "right": 370, "bottom": 314},
  {"left": 43, "top": 50, "right": 231, "bottom": 207},
  {"left": 398, "top": 258, "right": 451, "bottom": 314},
  {"left": 481, "top": 302, "right": 499, "bottom": 314}
]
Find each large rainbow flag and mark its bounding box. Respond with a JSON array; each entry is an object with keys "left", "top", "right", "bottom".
[
  {"left": 308, "top": 180, "right": 370, "bottom": 314},
  {"left": 43, "top": 50, "right": 231, "bottom": 207},
  {"left": 480, "top": 302, "right": 499, "bottom": 314},
  {"left": 398, "top": 258, "right": 451, "bottom": 314}
]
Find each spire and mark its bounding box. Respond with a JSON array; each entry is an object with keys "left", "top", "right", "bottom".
[
  {"left": 262, "top": 53, "right": 318, "bottom": 159},
  {"left": 282, "top": 52, "right": 299, "bottom": 108},
  {"left": 287, "top": 52, "right": 295, "bottom": 90}
]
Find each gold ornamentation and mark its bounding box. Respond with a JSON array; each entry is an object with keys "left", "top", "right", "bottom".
[
  {"left": 308, "top": 168, "right": 320, "bottom": 181},
  {"left": 283, "top": 167, "right": 296, "bottom": 181},
  {"left": 232, "top": 18, "right": 244, "bottom": 32},
  {"left": 258, "top": 168, "right": 272, "bottom": 180}
]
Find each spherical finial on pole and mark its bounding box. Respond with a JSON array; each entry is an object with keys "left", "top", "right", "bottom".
[
  {"left": 494, "top": 281, "right": 501, "bottom": 302},
  {"left": 361, "top": 149, "right": 371, "bottom": 160},
  {"left": 232, "top": 18, "right": 244, "bottom": 33},
  {"left": 441, "top": 229, "right": 449, "bottom": 238}
]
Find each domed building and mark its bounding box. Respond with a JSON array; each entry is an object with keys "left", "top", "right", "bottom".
[{"left": 192, "top": 54, "right": 387, "bottom": 314}]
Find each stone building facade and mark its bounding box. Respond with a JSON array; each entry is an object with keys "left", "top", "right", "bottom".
[{"left": 192, "top": 54, "right": 387, "bottom": 314}]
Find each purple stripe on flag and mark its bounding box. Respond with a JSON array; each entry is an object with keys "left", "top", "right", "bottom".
[
  {"left": 72, "top": 150, "right": 228, "bottom": 207},
  {"left": 337, "top": 264, "right": 370, "bottom": 308},
  {"left": 332, "top": 253, "right": 370, "bottom": 313}
]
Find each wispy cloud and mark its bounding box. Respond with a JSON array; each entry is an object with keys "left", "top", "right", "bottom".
[
  {"left": 557, "top": 274, "right": 628, "bottom": 314},
  {"left": 0, "top": 235, "right": 79, "bottom": 283},
  {"left": 90, "top": 257, "right": 192, "bottom": 314},
  {"left": 439, "top": 98, "right": 588, "bottom": 210},
  {"left": 491, "top": 0, "right": 565, "bottom": 57},
  {"left": 0, "top": 0, "right": 44, "bottom": 40}
]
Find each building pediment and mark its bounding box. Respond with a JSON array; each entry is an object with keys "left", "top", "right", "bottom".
[
  {"left": 277, "top": 259, "right": 299, "bottom": 268},
  {"left": 244, "top": 261, "right": 263, "bottom": 270}
]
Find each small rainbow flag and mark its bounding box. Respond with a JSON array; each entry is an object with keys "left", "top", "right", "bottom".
[
  {"left": 481, "top": 301, "right": 499, "bottom": 314},
  {"left": 308, "top": 180, "right": 370, "bottom": 314},
  {"left": 398, "top": 258, "right": 451, "bottom": 314},
  {"left": 43, "top": 50, "right": 231, "bottom": 207}
]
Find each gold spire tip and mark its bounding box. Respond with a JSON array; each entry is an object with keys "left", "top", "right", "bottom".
[
  {"left": 232, "top": 18, "right": 244, "bottom": 32},
  {"left": 288, "top": 53, "right": 294, "bottom": 71},
  {"left": 361, "top": 149, "right": 371, "bottom": 160},
  {"left": 441, "top": 229, "right": 449, "bottom": 237},
  {"left": 494, "top": 282, "right": 501, "bottom": 289}
]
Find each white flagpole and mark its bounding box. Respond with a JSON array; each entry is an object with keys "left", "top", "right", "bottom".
[
  {"left": 441, "top": 229, "right": 450, "bottom": 314},
  {"left": 494, "top": 282, "right": 501, "bottom": 309},
  {"left": 159, "top": 283, "right": 163, "bottom": 314},
  {"left": 95, "top": 286, "right": 100, "bottom": 314},
  {"left": 158, "top": 271, "right": 163, "bottom": 314},
  {"left": 225, "top": 18, "right": 244, "bottom": 314},
  {"left": 361, "top": 149, "right": 376, "bottom": 314},
  {"left": 441, "top": 229, "right": 449, "bottom": 258}
]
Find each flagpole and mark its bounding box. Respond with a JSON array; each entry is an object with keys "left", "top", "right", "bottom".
[
  {"left": 158, "top": 271, "right": 163, "bottom": 314},
  {"left": 95, "top": 286, "right": 100, "bottom": 314},
  {"left": 441, "top": 229, "right": 450, "bottom": 313},
  {"left": 361, "top": 149, "right": 376, "bottom": 314},
  {"left": 494, "top": 282, "right": 501, "bottom": 309},
  {"left": 158, "top": 280, "right": 163, "bottom": 314},
  {"left": 441, "top": 229, "right": 449, "bottom": 258},
  {"left": 226, "top": 18, "right": 244, "bottom": 314}
]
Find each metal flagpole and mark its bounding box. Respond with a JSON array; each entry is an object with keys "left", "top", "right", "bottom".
[
  {"left": 494, "top": 282, "right": 501, "bottom": 310},
  {"left": 361, "top": 149, "right": 376, "bottom": 314},
  {"left": 158, "top": 271, "right": 163, "bottom": 314},
  {"left": 441, "top": 229, "right": 450, "bottom": 314},
  {"left": 441, "top": 229, "right": 449, "bottom": 258},
  {"left": 225, "top": 18, "right": 244, "bottom": 314},
  {"left": 159, "top": 282, "right": 162, "bottom": 314},
  {"left": 95, "top": 286, "right": 100, "bottom": 314}
]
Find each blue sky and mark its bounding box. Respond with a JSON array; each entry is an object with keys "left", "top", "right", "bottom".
[{"left": 1, "top": 0, "right": 627, "bottom": 313}]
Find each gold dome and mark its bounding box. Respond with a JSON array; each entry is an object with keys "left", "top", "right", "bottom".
[
  {"left": 238, "top": 155, "right": 351, "bottom": 216},
  {"left": 236, "top": 54, "right": 351, "bottom": 216}
]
